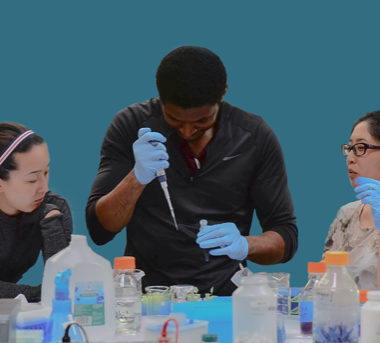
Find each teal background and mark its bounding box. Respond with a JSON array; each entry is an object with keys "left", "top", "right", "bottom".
[{"left": 1, "top": 1, "right": 379, "bottom": 288}]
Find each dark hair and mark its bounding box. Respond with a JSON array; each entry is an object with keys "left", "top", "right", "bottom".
[
  {"left": 0, "top": 122, "right": 44, "bottom": 181},
  {"left": 156, "top": 46, "right": 227, "bottom": 109},
  {"left": 352, "top": 111, "right": 380, "bottom": 142}
]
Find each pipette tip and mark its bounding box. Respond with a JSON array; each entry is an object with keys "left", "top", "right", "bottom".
[{"left": 172, "top": 212, "right": 179, "bottom": 231}]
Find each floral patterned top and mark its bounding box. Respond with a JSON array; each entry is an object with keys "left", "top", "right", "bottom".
[{"left": 323, "top": 200, "right": 380, "bottom": 290}]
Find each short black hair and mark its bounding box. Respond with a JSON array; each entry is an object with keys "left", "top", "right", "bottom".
[
  {"left": 352, "top": 110, "right": 380, "bottom": 142},
  {"left": 156, "top": 46, "right": 227, "bottom": 109},
  {"left": 0, "top": 122, "right": 44, "bottom": 181}
]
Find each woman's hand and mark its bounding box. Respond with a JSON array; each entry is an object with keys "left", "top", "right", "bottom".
[
  {"left": 44, "top": 209, "right": 61, "bottom": 219},
  {"left": 355, "top": 177, "right": 380, "bottom": 229}
]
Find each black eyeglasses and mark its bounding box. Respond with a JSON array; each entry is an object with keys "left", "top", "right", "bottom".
[{"left": 341, "top": 143, "right": 380, "bottom": 156}]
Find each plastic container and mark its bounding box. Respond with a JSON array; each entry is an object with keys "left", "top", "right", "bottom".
[
  {"left": 361, "top": 290, "right": 380, "bottom": 342},
  {"left": 113, "top": 256, "right": 142, "bottom": 334},
  {"left": 16, "top": 330, "right": 44, "bottom": 343},
  {"left": 233, "top": 276, "right": 277, "bottom": 343},
  {"left": 299, "top": 262, "right": 326, "bottom": 337},
  {"left": 172, "top": 296, "right": 232, "bottom": 343},
  {"left": 41, "top": 235, "right": 116, "bottom": 342},
  {"left": 16, "top": 303, "right": 51, "bottom": 340},
  {"left": 313, "top": 251, "right": 359, "bottom": 343}
]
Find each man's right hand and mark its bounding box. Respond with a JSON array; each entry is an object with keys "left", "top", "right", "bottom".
[{"left": 133, "top": 128, "right": 169, "bottom": 185}]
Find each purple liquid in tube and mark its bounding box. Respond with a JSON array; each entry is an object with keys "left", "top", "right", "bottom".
[{"left": 301, "top": 321, "right": 313, "bottom": 335}]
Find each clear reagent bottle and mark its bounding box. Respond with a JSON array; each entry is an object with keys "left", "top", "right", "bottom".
[
  {"left": 113, "top": 256, "right": 142, "bottom": 334},
  {"left": 313, "top": 251, "right": 359, "bottom": 343},
  {"left": 299, "top": 261, "right": 326, "bottom": 336}
]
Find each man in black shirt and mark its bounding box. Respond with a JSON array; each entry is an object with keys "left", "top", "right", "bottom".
[{"left": 86, "top": 46, "right": 298, "bottom": 296}]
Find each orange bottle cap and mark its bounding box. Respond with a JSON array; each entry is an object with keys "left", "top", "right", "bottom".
[
  {"left": 360, "top": 289, "right": 369, "bottom": 303},
  {"left": 324, "top": 251, "right": 349, "bottom": 265},
  {"left": 114, "top": 256, "right": 136, "bottom": 269},
  {"left": 308, "top": 262, "right": 326, "bottom": 274}
]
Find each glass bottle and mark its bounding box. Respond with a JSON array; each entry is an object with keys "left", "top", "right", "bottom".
[
  {"left": 113, "top": 256, "right": 142, "bottom": 334},
  {"left": 299, "top": 262, "right": 326, "bottom": 336},
  {"left": 313, "top": 251, "right": 359, "bottom": 343}
]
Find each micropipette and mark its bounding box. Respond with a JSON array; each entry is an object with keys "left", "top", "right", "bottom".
[
  {"left": 156, "top": 168, "right": 178, "bottom": 231},
  {"left": 199, "top": 219, "right": 210, "bottom": 261},
  {"left": 149, "top": 140, "right": 178, "bottom": 230}
]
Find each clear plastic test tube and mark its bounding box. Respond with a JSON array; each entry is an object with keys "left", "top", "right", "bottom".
[{"left": 199, "top": 219, "right": 210, "bottom": 262}]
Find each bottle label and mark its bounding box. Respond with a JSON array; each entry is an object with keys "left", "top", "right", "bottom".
[
  {"left": 300, "top": 301, "right": 313, "bottom": 322},
  {"left": 250, "top": 301, "right": 277, "bottom": 314},
  {"left": 74, "top": 281, "right": 105, "bottom": 326}
]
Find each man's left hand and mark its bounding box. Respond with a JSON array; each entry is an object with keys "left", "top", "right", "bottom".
[
  {"left": 355, "top": 177, "right": 380, "bottom": 230},
  {"left": 196, "top": 222, "right": 249, "bottom": 260}
]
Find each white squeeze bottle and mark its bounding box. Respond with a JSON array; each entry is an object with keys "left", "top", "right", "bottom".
[
  {"left": 361, "top": 290, "right": 380, "bottom": 343},
  {"left": 233, "top": 276, "right": 277, "bottom": 343},
  {"left": 41, "top": 235, "right": 115, "bottom": 342}
]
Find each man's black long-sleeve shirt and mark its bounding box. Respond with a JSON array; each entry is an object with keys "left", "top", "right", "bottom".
[{"left": 86, "top": 98, "right": 298, "bottom": 295}]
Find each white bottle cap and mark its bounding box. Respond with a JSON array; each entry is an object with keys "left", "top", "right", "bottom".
[
  {"left": 241, "top": 276, "right": 268, "bottom": 286},
  {"left": 367, "top": 291, "right": 380, "bottom": 301}
]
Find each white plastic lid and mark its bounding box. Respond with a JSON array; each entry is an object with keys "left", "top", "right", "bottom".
[
  {"left": 241, "top": 276, "right": 268, "bottom": 286},
  {"left": 70, "top": 234, "right": 87, "bottom": 245},
  {"left": 367, "top": 291, "right": 380, "bottom": 301}
]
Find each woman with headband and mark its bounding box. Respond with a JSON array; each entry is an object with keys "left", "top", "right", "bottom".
[{"left": 0, "top": 122, "right": 73, "bottom": 302}]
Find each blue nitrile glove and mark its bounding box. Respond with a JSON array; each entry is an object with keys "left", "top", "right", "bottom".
[
  {"left": 133, "top": 127, "right": 169, "bottom": 185},
  {"left": 196, "top": 222, "right": 249, "bottom": 261},
  {"left": 355, "top": 177, "right": 380, "bottom": 230}
]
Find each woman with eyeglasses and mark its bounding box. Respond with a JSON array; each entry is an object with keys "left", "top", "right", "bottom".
[
  {"left": 0, "top": 122, "right": 73, "bottom": 302},
  {"left": 324, "top": 110, "right": 380, "bottom": 290}
]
